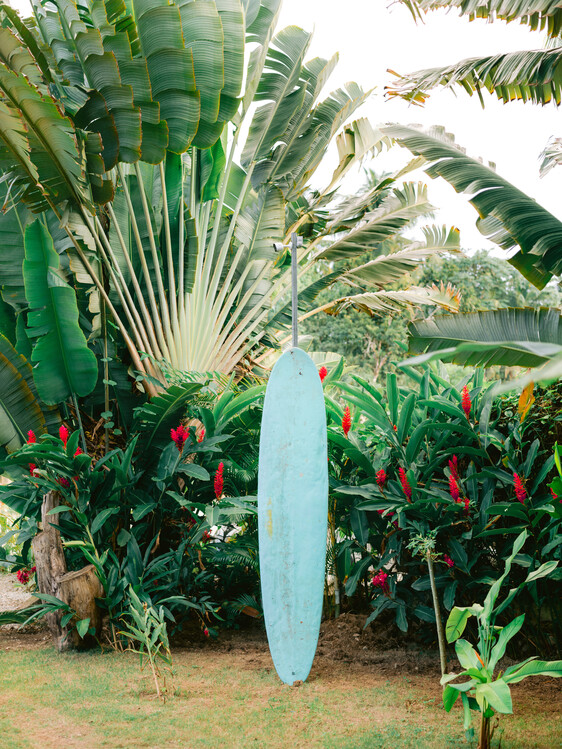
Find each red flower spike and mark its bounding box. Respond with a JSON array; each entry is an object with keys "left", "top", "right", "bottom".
[
  {"left": 551, "top": 488, "right": 558, "bottom": 501},
  {"left": 203, "top": 627, "right": 209, "bottom": 637},
  {"left": 319, "top": 366, "right": 328, "bottom": 383},
  {"left": 57, "top": 477, "right": 70, "bottom": 488},
  {"left": 59, "top": 425, "right": 69, "bottom": 447},
  {"left": 463, "top": 497, "right": 470, "bottom": 516},
  {"left": 214, "top": 462, "right": 224, "bottom": 499},
  {"left": 28, "top": 463, "right": 37, "bottom": 476},
  {"left": 448, "top": 474, "right": 460, "bottom": 502},
  {"left": 170, "top": 424, "right": 188, "bottom": 453},
  {"left": 74, "top": 447, "right": 83, "bottom": 457},
  {"left": 461, "top": 386, "right": 471, "bottom": 420},
  {"left": 448, "top": 455, "right": 459, "bottom": 480},
  {"left": 376, "top": 469, "right": 387, "bottom": 490},
  {"left": 398, "top": 467, "right": 412, "bottom": 502},
  {"left": 27, "top": 430, "right": 36, "bottom": 444},
  {"left": 513, "top": 473, "right": 527, "bottom": 504},
  {"left": 371, "top": 570, "right": 390, "bottom": 596},
  {"left": 342, "top": 406, "right": 351, "bottom": 437},
  {"left": 444, "top": 554, "right": 454, "bottom": 569},
  {"left": 197, "top": 427, "right": 205, "bottom": 443},
  {"left": 393, "top": 424, "right": 397, "bottom": 432}
]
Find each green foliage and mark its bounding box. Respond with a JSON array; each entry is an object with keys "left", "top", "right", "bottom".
[
  {"left": 442, "top": 531, "right": 561, "bottom": 747},
  {"left": 118, "top": 588, "right": 174, "bottom": 699},
  {"left": 0, "top": 380, "right": 263, "bottom": 639},
  {"left": 325, "top": 365, "right": 562, "bottom": 652},
  {"left": 304, "top": 248, "right": 559, "bottom": 384}
]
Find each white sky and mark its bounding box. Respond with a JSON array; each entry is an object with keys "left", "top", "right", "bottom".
[
  {"left": 10, "top": 0, "right": 562, "bottom": 251},
  {"left": 278, "top": 0, "right": 562, "bottom": 250}
]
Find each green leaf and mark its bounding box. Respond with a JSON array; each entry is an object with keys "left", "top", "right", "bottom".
[
  {"left": 405, "top": 308, "right": 562, "bottom": 369},
  {"left": 443, "top": 684, "right": 460, "bottom": 712},
  {"left": 177, "top": 463, "right": 210, "bottom": 481},
  {"left": 0, "top": 334, "right": 47, "bottom": 452},
  {"left": 91, "top": 507, "right": 120, "bottom": 534},
  {"left": 476, "top": 679, "right": 513, "bottom": 715},
  {"left": 23, "top": 221, "right": 98, "bottom": 405},
  {"left": 76, "top": 618, "right": 91, "bottom": 638},
  {"left": 503, "top": 658, "right": 562, "bottom": 684},
  {"left": 47, "top": 506, "right": 72, "bottom": 515},
  {"left": 456, "top": 639, "right": 483, "bottom": 671},
  {"left": 384, "top": 124, "right": 562, "bottom": 287},
  {"left": 489, "top": 615, "right": 525, "bottom": 673},
  {"left": 446, "top": 606, "right": 473, "bottom": 643}
]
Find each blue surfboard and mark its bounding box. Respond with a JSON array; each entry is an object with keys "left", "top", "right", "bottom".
[{"left": 258, "top": 347, "right": 328, "bottom": 685}]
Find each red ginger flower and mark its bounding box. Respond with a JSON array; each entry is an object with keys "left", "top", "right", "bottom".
[
  {"left": 214, "top": 462, "right": 224, "bottom": 499},
  {"left": 59, "top": 425, "right": 70, "bottom": 447},
  {"left": 463, "top": 496, "right": 470, "bottom": 516},
  {"left": 461, "top": 386, "right": 471, "bottom": 420},
  {"left": 448, "top": 455, "right": 459, "bottom": 480},
  {"left": 27, "top": 431, "right": 38, "bottom": 476},
  {"left": 16, "top": 569, "right": 30, "bottom": 585},
  {"left": 74, "top": 446, "right": 82, "bottom": 456},
  {"left": 444, "top": 554, "right": 454, "bottom": 569},
  {"left": 171, "top": 424, "right": 188, "bottom": 453},
  {"left": 203, "top": 627, "right": 209, "bottom": 637},
  {"left": 342, "top": 406, "right": 351, "bottom": 437},
  {"left": 376, "top": 469, "right": 387, "bottom": 490},
  {"left": 448, "top": 474, "right": 460, "bottom": 502},
  {"left": 371, "top": 570, "right": 390, "bottom": 596},
  {"left": 197, "top": 427, "right": 205, "bottom": 443},
  {"left": 550, "top": 488, "right": 561, "bottom": 503},
  {"left": 319, "top": 366, "right": 328, "bottom": 383},
  {"left": 398, "top": 467, "right": 412, "bottom": 502},
  {"left": 513, "top": 473, "right": 527, "bottom": 504}
]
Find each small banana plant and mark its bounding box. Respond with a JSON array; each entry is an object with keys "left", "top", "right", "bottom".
[{"left": 441, "top": 530, "right": 561, "bottom": 748}]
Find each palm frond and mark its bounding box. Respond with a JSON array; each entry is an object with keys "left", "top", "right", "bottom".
[
  {"left": 405, "top": 307, "right": 562, "bottom": 368},
  {"left": 387, "top": 46, "right": 562, "bottom": 107},
  {"left": 383, "top": 124, "right": 562, "bottom": 288},
  {"left": 398, "top": 0, "right": 562, "bottom": 39}
]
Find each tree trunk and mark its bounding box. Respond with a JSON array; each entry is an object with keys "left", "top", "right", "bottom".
[{"left": 32, "top": 492, "right": 104, "bottom": 652}]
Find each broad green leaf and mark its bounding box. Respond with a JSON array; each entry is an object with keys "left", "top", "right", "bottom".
[
  {"left": 76, "top": 617, "right": 91, "bottom": 638},
  {"left": 23, "top": 221, "right": 98, "bottom": 405},
  {"left": 91, "top": 507, "right": 120, "bottom": 535},
  {"left": 489, "top": 615, "right": 525, "bottom": 673},
  {"left": 455, "top": 639, "right": 483, "bottom": 671},
  {"left": 503, "top": 658, "right": 562, "bottom": 684},
  {"left": 475, "top": 679, "right": 513, "bottom": 715},
  {"left": 446, "top": 606, "right": 473, "bottom": 643},
  {"left": 443, "top": 684, "right": 460, "bottom": 712}
]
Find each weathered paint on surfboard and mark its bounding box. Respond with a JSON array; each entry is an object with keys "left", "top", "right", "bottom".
[{"left": 258, "top": 347, "right": 328, "bottom": 685}]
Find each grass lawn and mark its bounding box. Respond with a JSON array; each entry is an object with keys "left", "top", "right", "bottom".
[{"left": 0, "top": 627, "right": 559, "bottom": 749}]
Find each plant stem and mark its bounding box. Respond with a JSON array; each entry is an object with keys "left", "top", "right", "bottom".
[
  {"left": 427, "top": 551, "right": 447, "bottom": 676},
  {"left": 72, "top": 393, "right": 87, "bottom": 454},
  {"left": 479, "top": 711, "right": 491, "bottom": 749}
]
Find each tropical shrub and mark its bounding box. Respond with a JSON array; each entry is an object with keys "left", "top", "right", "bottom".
[
  {"left": 323, "top": 363, "right": 562, "bottom": 654},
  {"left": 0, "top": 379, "right": 263, "bottom": 641},
  {"left": 443, "top": 531, "right": 561, "bottom": 749}
]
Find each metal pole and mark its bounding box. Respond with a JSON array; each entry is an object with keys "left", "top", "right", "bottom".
[{"left": 291, "top": 232, "right": 302, "bottom": 348}]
